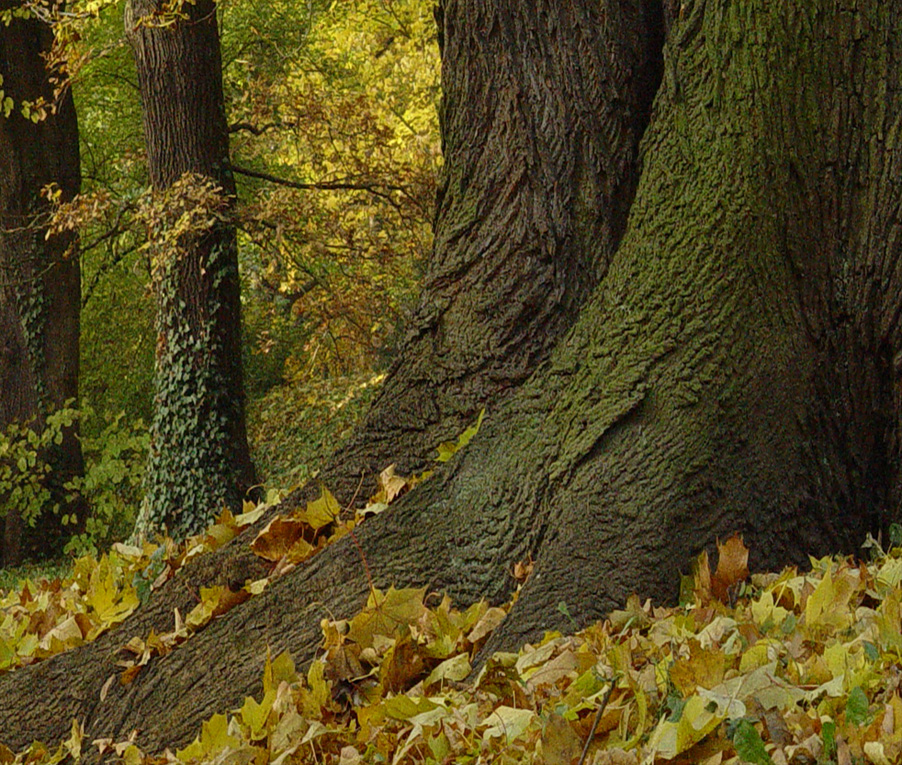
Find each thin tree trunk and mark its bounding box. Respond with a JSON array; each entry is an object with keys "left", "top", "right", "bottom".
[
  {"left": 126, "top": 0, "right": 255, "bottom": 539},
  {"left": 0, "top": 1, "right": 84, "bottom": 565}
]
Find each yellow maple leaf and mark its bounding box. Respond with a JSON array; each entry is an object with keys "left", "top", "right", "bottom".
[
  {"left": 300, "top": 487, "right": 341, "bottom": 530},
  {"left": 346, "top": 587, "right": 427, "bottom": 649},
  {"left": 176, "top": 714, "right": 241, "bottom": 762}
]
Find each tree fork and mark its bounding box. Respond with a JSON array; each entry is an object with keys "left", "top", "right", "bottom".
[
  {"left": 5, "top": 0, "right": 901, "bottom": 755},
  {"left": 318, "top": 0, "right": 667, "bottom": 502}
]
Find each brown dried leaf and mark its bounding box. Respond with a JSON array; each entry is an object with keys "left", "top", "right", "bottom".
[
  {"left": 467, "top": 606, "right": 507, "bottom": 645},
  {"left": 513, "top": 557, "right": 534, "bottom": 583},
  {"left": 670, "top": 642, "right": 731, "bottom": 696},
  {"left": 251, "top": 516, "right": 307, "bottom": 562},
  {"left": 119, "top": 664, "right": 142, "bottom": 686},
  {"left": 99, "top": 674, "right": 116, "bottom": 703},
  {"left": 693, "top": 549, "right": 713, "bottom": 604},
  {"left": 538, "top": 713, "right": 581, "bottom": 765},
  {"left": 712, "top": 534, "right": 749, "bottom": 603},
  {"left": 346, "top": 587, "right": 427, "bottom": 650},
  {"left": 380, "top": 633, "right": 425, "bottom": 693}
]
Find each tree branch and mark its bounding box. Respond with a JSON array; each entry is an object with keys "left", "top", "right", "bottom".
[
  {"left": 228, "top": 121, "right": 282, "bottom": 136},
  {"left": 228, "top": 162, "right": 406, "bottom": 209}
]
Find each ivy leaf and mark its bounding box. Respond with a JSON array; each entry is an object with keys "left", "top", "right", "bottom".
[
  {"left": 846, "top": 685, "right": 870, "bottom": 726},
  {"left": 732, "top": 719, "right": 774, "bottom": 765}
]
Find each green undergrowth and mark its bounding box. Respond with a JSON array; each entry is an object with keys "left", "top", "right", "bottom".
[
  {"left": 248, "top": 372, "right": 385, "bottom": 489},
  {"left": 3, "top": 434, "right": 902, "bottom": 763},
  {"left": 0, "top": 370, "right": 379, "bottom": 560},
  {"left": 0, "top": 406, "right": 148, "bottom": 557},
  {"left": 0, "top": 559, "right": 71, "bottom": 594}
]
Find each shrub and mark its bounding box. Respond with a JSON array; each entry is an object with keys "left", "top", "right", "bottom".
[{"left": 0, "top": 406, "right": 149, "bottom": 558}]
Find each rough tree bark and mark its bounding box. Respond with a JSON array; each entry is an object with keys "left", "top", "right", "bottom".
[
  {"left": 321, "top": 0, "right": 665, "bottom": 500},
  {"left": 0, "top": 1, "right": 84, "bottom": 566},
  {"left": 126, "top": 0, "right": 256, "bottom": 538},
  {"left": 2, "top": 0, "right": 900, "bottom": 752}
]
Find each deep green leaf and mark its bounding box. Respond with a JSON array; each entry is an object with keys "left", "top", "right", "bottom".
[
  {"left": 732, "top": 719, "right": 774, "bottom": 765},
  {"left": 846, "top": 686, "right": 869, "bottom": 726}
]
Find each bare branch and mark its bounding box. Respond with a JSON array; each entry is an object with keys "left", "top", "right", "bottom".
[{"left": 228, "top": 162, "right": 406, "bottom": 209}]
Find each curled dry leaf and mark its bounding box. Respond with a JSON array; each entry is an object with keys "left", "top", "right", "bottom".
[
  {"left": 250, "top": 517, "right": 308, "bottom": 562},
  {"left": 712, "top": 534, "right": 749, "bottom": 604},
  {"left": 513, "top": 556, "right": 534, "bottom": 583},
  {"left": 376, "top": 464, "right": 408, "bottom": 504}
]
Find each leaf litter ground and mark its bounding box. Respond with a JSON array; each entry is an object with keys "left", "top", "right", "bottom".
[{"left": 3, "top": 454, "right": 902, "bottom": 764}]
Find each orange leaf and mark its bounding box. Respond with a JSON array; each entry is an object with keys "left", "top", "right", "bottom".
[
  {"left": 712, "top": 534, "right": 749, "bottom": 603},
  {"left": 693, "top": 549, "right": 713, "bottom": 604},
  {"left": 213, "top": 587, "right": 250, "bottom": 618},
  {"left": 120, "top": 663, "right": 142, "bottom": 685},
  {"left": 251, "top": 516, "right": 307, "bottom": 562}
]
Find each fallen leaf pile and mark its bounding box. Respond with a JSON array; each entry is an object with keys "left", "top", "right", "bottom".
[
  {"left": 0, "top": 489, "right": 283, "bottom": 673},
  {"left": 116, "top": 418, "right": 486, "bottom": 669},
  {"left": 0, "top": 413, "right": 489, "bottom": 677},
  {"left": 5, "top": 532, "right": 902, "bottom": 764},
  {"left": 0, "top": 551, "right": 140, "bottom": 671}
]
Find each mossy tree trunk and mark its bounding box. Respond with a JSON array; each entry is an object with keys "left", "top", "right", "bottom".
[
  {"left": 3, "top": 0, "right": 902, "bottom": 751},
  {"left": 126, "top": 0, "right": 255, "bottom": 539},
  {"left": 0, "top": 1, "right": 84, "bottom": 566},
  {"left": 322, "top": 0, "right": 666, "bottom": 500}
]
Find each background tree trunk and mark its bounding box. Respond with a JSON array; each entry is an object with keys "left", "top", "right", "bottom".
[
  {"left": 3, "top": 0, "right": 901, "bottom": 752},
  {"left": 0, "top": 1, "right": 84, "bottom": 566},
  {"left": 126, "top": 0, "right": 256, "bottom": 539}
]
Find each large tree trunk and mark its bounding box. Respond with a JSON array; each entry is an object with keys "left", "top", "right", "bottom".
[
  {"left": 126, "top": 0, "right": 256, "bottom": 539},
  {"left": 2, "top": 0, "right": 900, "bottom": 752},
  {"left": 0, "top": 1, "right": 84, "bottom": 566},
  {"left": 321, "top": 0, "right": 665, "bottom": 500}
]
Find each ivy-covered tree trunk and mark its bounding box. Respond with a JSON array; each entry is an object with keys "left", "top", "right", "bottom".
[
  {"left": 3, "top": 0, "right": 902, "bottom": 752},
  {"left": 126, "top": 0, "right": 255, "bottom": 538},
  {"left": 0, "top": 2, "right": 84, "bottom": 566}
]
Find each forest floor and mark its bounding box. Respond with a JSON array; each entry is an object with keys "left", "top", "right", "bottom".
[{"left": 2, "top": 446, "right": 900, "bottom": 764}]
